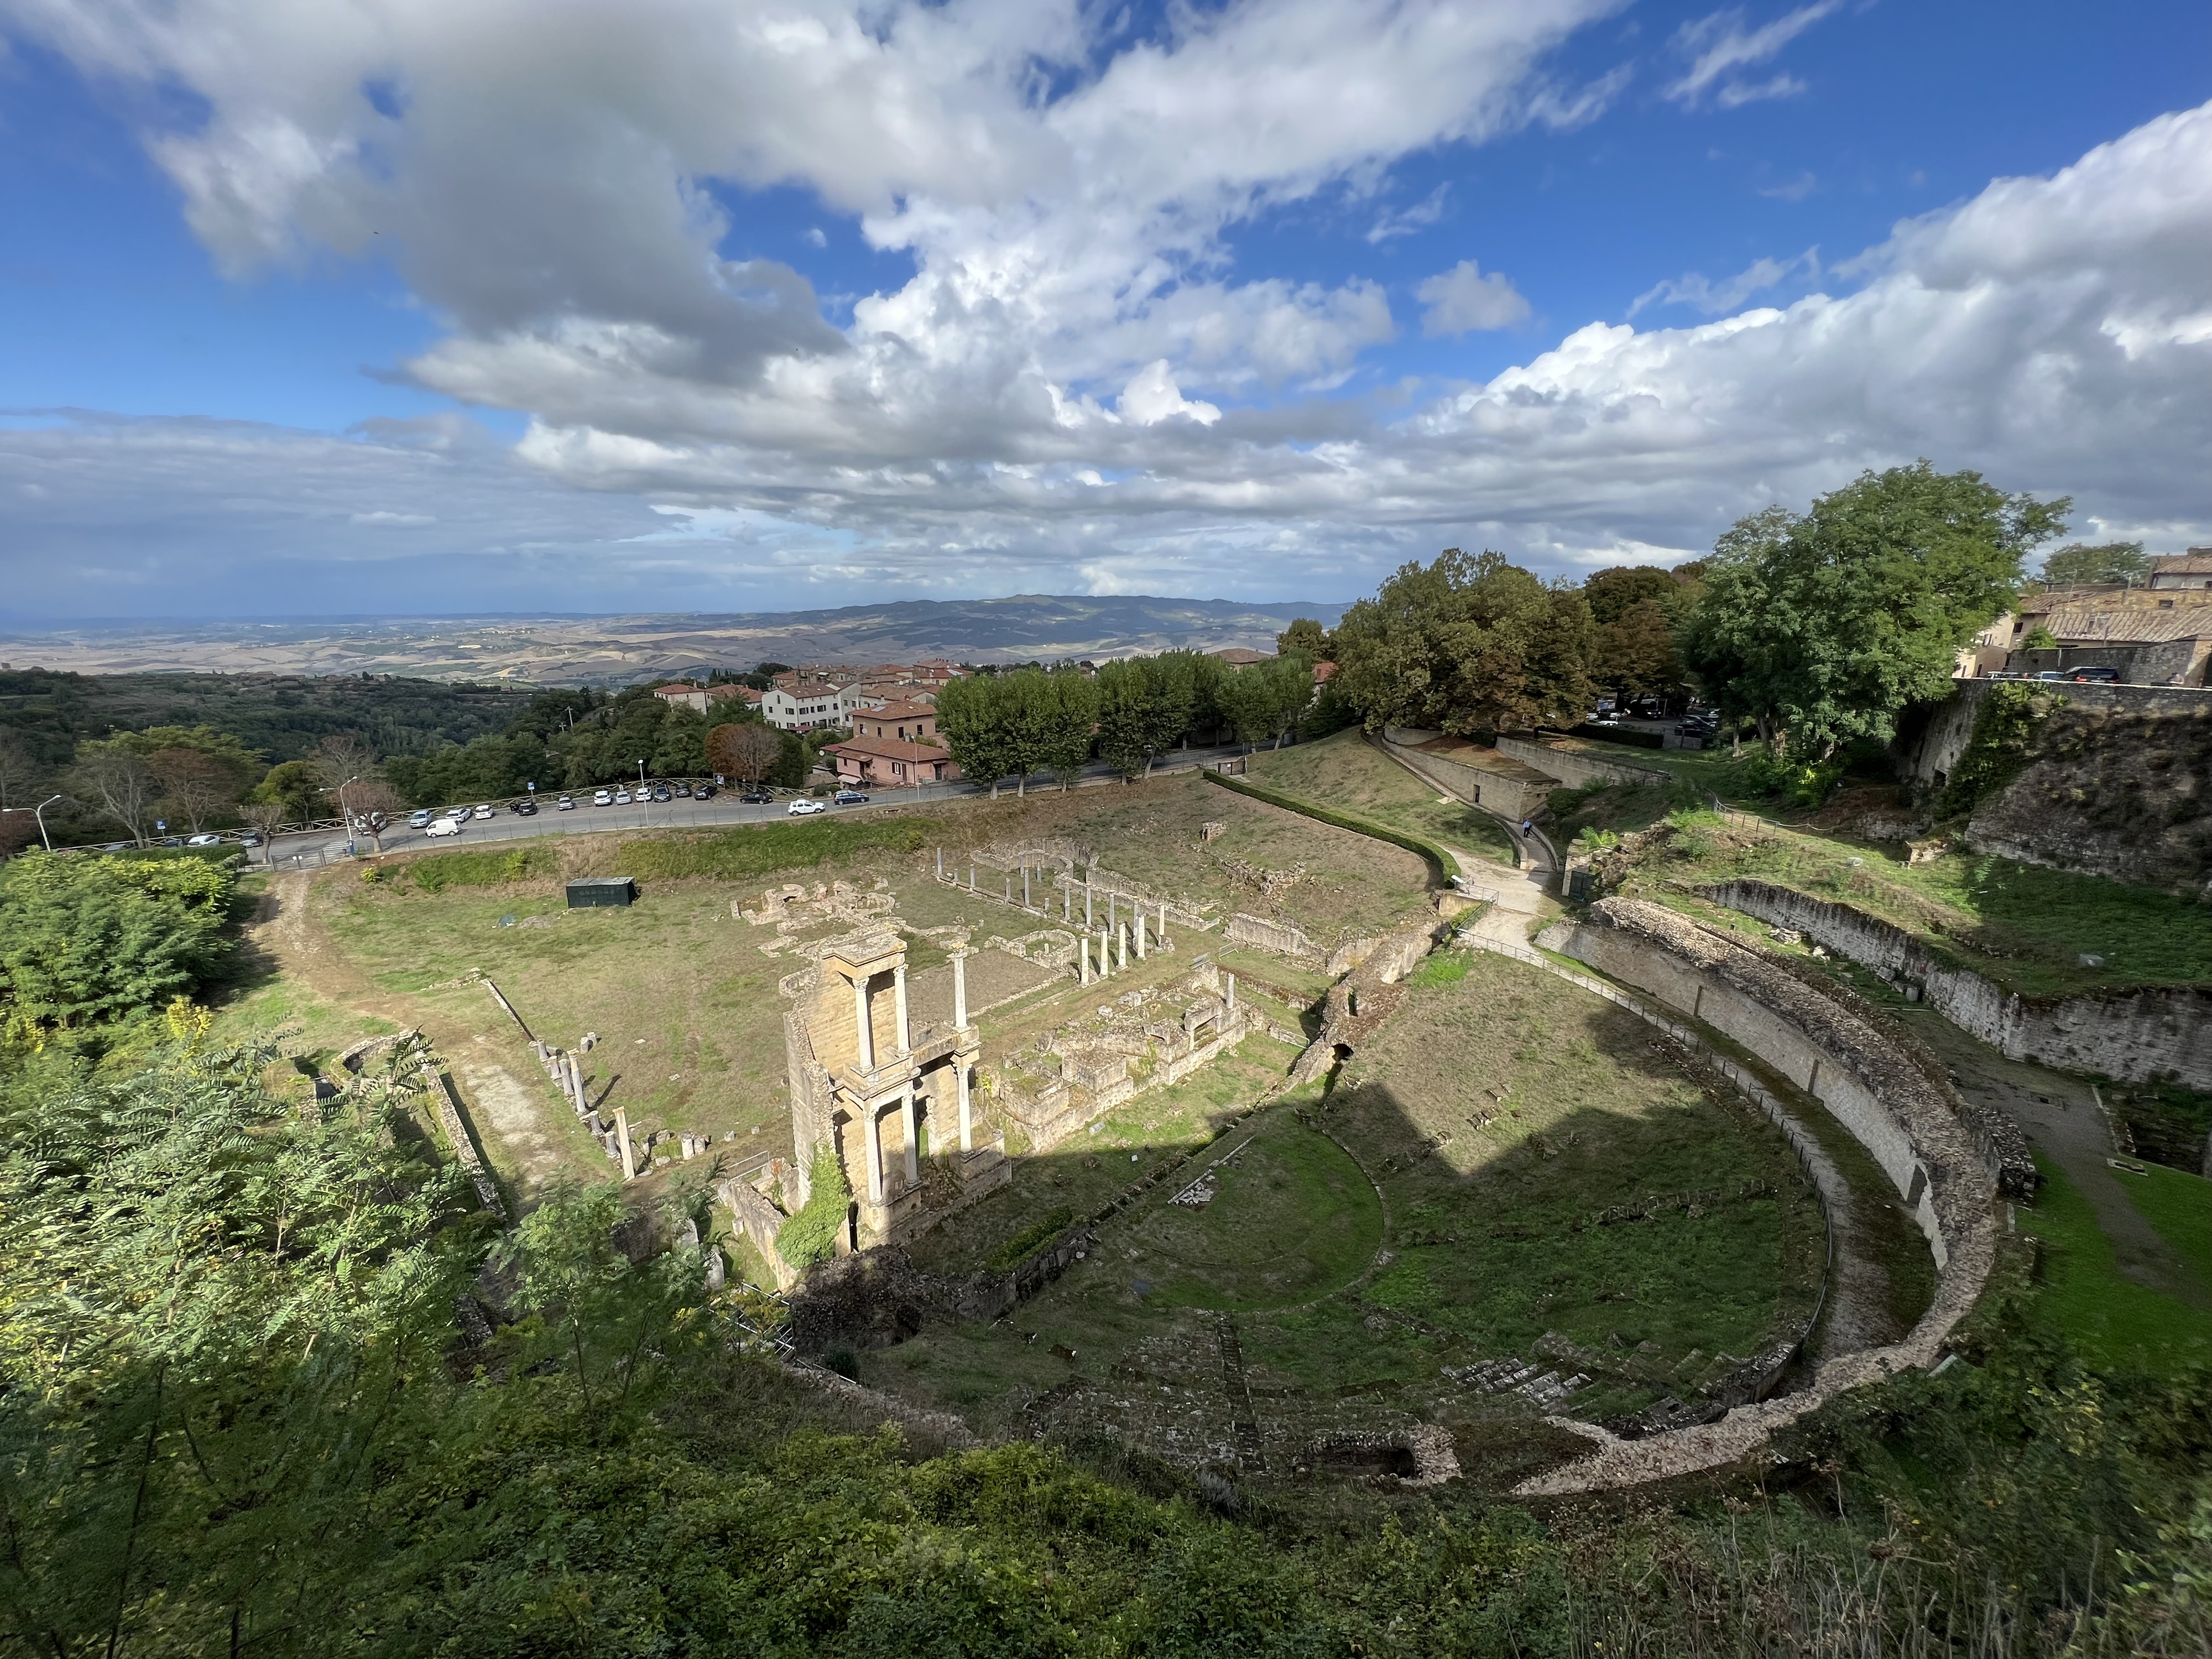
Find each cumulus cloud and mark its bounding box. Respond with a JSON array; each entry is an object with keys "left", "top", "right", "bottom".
[
  {"left": 1, "top": 2, "right": 2209, "bottom": 615},
  {"left": 1417, "top": 260, "right": 1533, "bottom": 335},
  {"left": 1665, "top": 2, "right": 1838, "bottom": 110}
]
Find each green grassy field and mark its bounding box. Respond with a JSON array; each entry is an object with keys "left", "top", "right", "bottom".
[
  {"left": 864, "top": 947, "right": 1827, "bottom": 1447},
  {"left": 1126, "top": 1121, "right": 1382, "bottom": 1312},
  {"left": 1243, "top": 728, "right": 1517, "bottom": 863},
  {"left": 2016, "top": 1156, "right": 2212, "bottom": 1375}
]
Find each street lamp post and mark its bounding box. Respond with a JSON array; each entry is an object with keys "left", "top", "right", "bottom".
[
  {"left": 1, "top": 793, "right": 65, "bottom": 854},
  {"left": 336, "top": 775, "right": 362, "bottom": 857}
]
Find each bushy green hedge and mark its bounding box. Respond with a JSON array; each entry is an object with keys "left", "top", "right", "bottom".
[
  {"left": 612, "top": 816, "right": 932, "bottom": 881},
  {"left": 985, "top": 1206, "right": 1076, "bottom": 1273},
  {"left": 409, "top": 845, "right": 559, "bottom": 892},
  {"left": 777, "top": 1146, "right": 853, "bottom": 1270},
  {"left": 1203, "top": 770, "right": 1459, "bottom": 884}
]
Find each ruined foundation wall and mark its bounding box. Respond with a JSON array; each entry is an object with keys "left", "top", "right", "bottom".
[
  {"left": 1506, "top": 897, "right": 1999, "bottom": 1495},
  {"left": 1702, "top": 878, "right": 2212, "bottom": 1090}
]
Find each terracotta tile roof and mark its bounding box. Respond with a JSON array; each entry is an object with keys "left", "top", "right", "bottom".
[
  {"left": 827, "top": 736, "right": 953, "bottom": 763},
  {"left": 2044, "top": 608, "right": 2212, "bottom": 644},
  {"left": 2151, "top": 552, "right": 2212, "bottom": 576}
]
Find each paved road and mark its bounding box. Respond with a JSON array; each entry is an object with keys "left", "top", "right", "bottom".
[{"left": 255, "top": 744, "right": 1258, "bottom": 868}]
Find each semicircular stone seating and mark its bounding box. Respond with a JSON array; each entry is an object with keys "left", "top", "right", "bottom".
[{"left": 1492, "top": 896, "right": 2016, "bottom": 1495}]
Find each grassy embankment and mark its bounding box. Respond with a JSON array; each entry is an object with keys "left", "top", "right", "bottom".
[{"left": 1241, "top": 726, "right": 1518, "bottom": 863}]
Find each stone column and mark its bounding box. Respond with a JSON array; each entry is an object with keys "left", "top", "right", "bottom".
[
  {"left": 953, "top": 950, "right": 969, "bottom": 1027},
  {"left": 1135, "top": 912, "right": 1147, "bottom": 960},
  {"left": 1108, "top": 893, "right": 1117, "bottom": 930},
  {"left": 853, "top": 973, "right": 875, "bottom": 1072},
  {"left": 1085, "top": 883, "right": 1094, "bottom": 927},
  {"left": 1022, "top": 866, "right": 1031, "bottom": 908},
  {"left": 899, "top": 1083, "right": 919, "bottom": 1186},
  {"left": 1117, "top": 924, "right": 1128, "bottom": 970},
  {"left": 957, "top": 1060, "right": 974, "bottom": 1151},
  {"left": 968, "top": 864, "right": 976, "bottom": 891},
  {"left": 1225, "top": 972, "right": 1236, "bottom": 1010},
  {"left": 1080, "top": 936, "right": 1092, "bottom": 985},
  {"left": 567, "top": 1052, "right": 586, "bottom": 1113},
  {"left": 893, "top": 963, "right": 910, "bottom": 1053},
  {"left": 936, "top": 847, "right": 943, "bottom": 878},
  {"left": 1098, "top": 930, "right": 1111, "bottom": 975},
  {"left": 863, "top": 1104, "right": 885, "bottom": 1204},
  {"left": 615, "top": 1106, "right": 636, "bottom": 1181},
  {"left": 1063, "top": 883, "right": 1071, "bottom": 922}
]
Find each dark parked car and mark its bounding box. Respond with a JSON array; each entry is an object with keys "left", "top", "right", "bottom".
[
  {"left": 2067, "top": 666, "right": 2121, "bottom": 683},
  {"left": 693, "top": 784, "right": 717, "bottom": 801},
  {"left": 650, "top": 785, "right": 673, "bottom": 802},
  {"left": 739, "top": 789, "right": 771, "bottom": 805},
  {"left": 833, "top": 789, "right": 869, "bottom": 805},
  {"left": 674, "top": 782, "right": 693, "bottom": 798},
  {"left": 511, "top": 799, "right": 538, "bottom": 816}
]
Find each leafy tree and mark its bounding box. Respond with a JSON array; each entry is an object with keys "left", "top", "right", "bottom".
[
  {"left": 1683, "top": 463, "right": 2068, "bottom": 756},
  {"left": 936, "top": 672, "right": 1018, "bottom": 796},
  {"left": 1038, "top": 667, "right": 1099, "bottom": 789},
  {"left": 1093, "top": 659, "right": 1153, "bottom": 779},
  {"left": 2039, "top": 540, "right": 2148, "bottom": 588},
  {"left": 252, "top": 759, "right": 331, "bottom": 822},
  {"left": 0, "top": 729, "right": 41, "bottom": 811},
  {"left": 346, "top": 780, "right": 408, "bottom": 851},
  {"left": 239, "top": 800, "right": 289, "bottom": 860},
  {"left": 1277, "top": 617, "right": 1331, "bottom": 658},
  {"left": 1332, "top": 548, "right": 1595, "bottom": 735},
  {"left": 1136, "top": 654, "right": 1198, "bottom": 770},
  {"left": 0, "top": 852, "right": 235, "bottom": 1031},
  {"left": 1582, "top": 565, "right": 1679, "bottom": 627}
]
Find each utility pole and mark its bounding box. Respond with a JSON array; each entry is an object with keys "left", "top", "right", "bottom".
[{"left": 1, "top": 793, "right": 62, "bottom": 853}]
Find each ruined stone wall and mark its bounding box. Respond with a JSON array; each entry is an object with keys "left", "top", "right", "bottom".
[
  {"left": 1700, "top": 879, "right": 2212, "bottom": 1090},
  {"left": 1227, "top": 911, "right": 1321, "bottom": 965},
  {"left": 1501, "top": 897, "right": 2000, "bottom": 1496},
  {"left": 1548, "top": 900, "right": 1994, "bottom": 1269},
  {"left": 1495, "top": 735, "right": 1670, "bottom": 791}
]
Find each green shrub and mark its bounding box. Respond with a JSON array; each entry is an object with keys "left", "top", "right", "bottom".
[
  {"left": 1739, "top": 750, "right": 1847, "bottom": 808},
  {"left": 986, "top": 1206, "right": 1076, "bottom": 1272},
  {"left": 1405, "top": 951, "right": 1472, "bottom": 988},
  {"left": 1203, "top": 771, "right": 1458, "bottom": 884},
  {"left": 0, "top": 851, "right": 236, "bottom": 1031},
  {"left": 778, "top": 1147, "right": 853, "bottom": 1270}
]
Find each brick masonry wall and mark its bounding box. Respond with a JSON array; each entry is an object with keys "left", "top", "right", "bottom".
[{"left": 1703, "top": 879, "right": 2212, "bottom": 1089}]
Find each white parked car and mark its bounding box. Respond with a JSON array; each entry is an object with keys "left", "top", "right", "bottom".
[
  {"left": 425, "top": 817, "right": 463, "bottom": 838},
  {"left": 786, "top": 799, "right": 826, "bottom": 816},
  {"left": 473, "top": 804, "right": 494, "bottom": 820},
  {"left": 184, "top": 832, "right": 225, "bottom": 846},
  {"left": 614, "top": 789, "right": 633, "bottom": 805},
  {"left": 593, "top": 789, "right": 613, "bottom": 806},
  {"left": 409, "top": 809, "right": 435, "bottom": 828},
  {"left": 557, "top": 794, "right": 575, "bottom": 811},
  {"left": 445, "top": 805, "right": 471, "bottom": 820}
]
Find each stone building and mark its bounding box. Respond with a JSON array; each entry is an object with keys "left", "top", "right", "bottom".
[{"left": 784, "top": 930, "right": 1006, "bottom": 1247}]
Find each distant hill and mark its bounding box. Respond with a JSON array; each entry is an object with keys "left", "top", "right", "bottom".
[{"left": 0, "top": 594, "right": 1344, "bottom": 686}]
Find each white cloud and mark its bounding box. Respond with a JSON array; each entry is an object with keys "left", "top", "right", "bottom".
[
  {"left": 1759, "top": 170, "right": 1818, "bottom": 201},
  {"left": 1366, "top": 183, "right": 1450, "bottom": 244},
  {"left": 1630, "top": 247, "right": 1819, "bottom": 315},
  {"left": 0, "top": 3, "right": 2208, "bottom": 614},
  {"left": 1665, "top": 2, "right": 1838, "bottom": 110},
  {"left": 1117, "top": 361, "right": 1221, "bottom": 426},
  {"left": 348, "top": 509, "right": 436, "bottom": 526},
  {"left": 1417, "top": 260, "right": 1532, "bottom": 336}
]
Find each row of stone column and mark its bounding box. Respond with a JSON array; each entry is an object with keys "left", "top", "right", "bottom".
[
  {"left": 533, "top": 1037, "right": 636, "bottom": 1178},
  {"left": 932, "top": 849, "right": 1176, "bottom": 943},
  {"left": 1076, "top": 904, "right": 1172, "bottom": 985}
]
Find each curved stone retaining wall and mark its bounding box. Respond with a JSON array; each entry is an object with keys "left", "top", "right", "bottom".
[
  {"left": 1506, "top": 898, "right": 1996, "bottom": 1495},
  {"left": 1702, "top": 878, "right": 2212, "bottom": 1091}
]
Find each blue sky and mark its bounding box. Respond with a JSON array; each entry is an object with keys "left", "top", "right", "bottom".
[{"left": 1, "top": 0, "right": 2208, "bottom": 619}]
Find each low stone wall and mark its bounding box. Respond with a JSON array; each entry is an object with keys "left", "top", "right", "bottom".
[
  {"left": 1227, "top": 911, "right": 1321, "bottom": 965},
  {"left": 786, "top": 1227, "right": 1103, "bottom": 1351},
  {"left": 1505, "top": 898, "right": 1997, "bottom": 1495},
  {"left": 1496, "top": 735, "right": 1671, "bottom": 791},
  {"left": 1702, "top": 878, "right": 2212, "bottom": 1091}
]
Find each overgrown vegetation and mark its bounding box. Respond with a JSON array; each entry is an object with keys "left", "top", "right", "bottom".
[
  {"left": 986, "top": 1204, "right": 1077, "bottom": 1271},
  {"left": 407, "top": 843, "right": 561, "bottom": 891},
  {"left": 1938, "top": 681, "right": 2067, "bottom": 819},
  {"left": 611, "top": 813, "right": 934, "bottom": 879},
  {"left": 779, "top": 1145, "right": 854, "bottom": 1269}
]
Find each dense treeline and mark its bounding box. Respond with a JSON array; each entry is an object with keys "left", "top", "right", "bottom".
[
  {"left": 4, "top": 1031, "right": 2207, "bottom": 1655},
  {"left": 1325, "top": 462, "right": 2068, "bottom": 772}
]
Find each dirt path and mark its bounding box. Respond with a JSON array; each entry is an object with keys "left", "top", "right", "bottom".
[
  {"left": 1909, "top": 1013, "right": 2210, "bottom": 1307},
  {"left": 248, "top": 871, "right": 572, "bottom": 1202}
]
